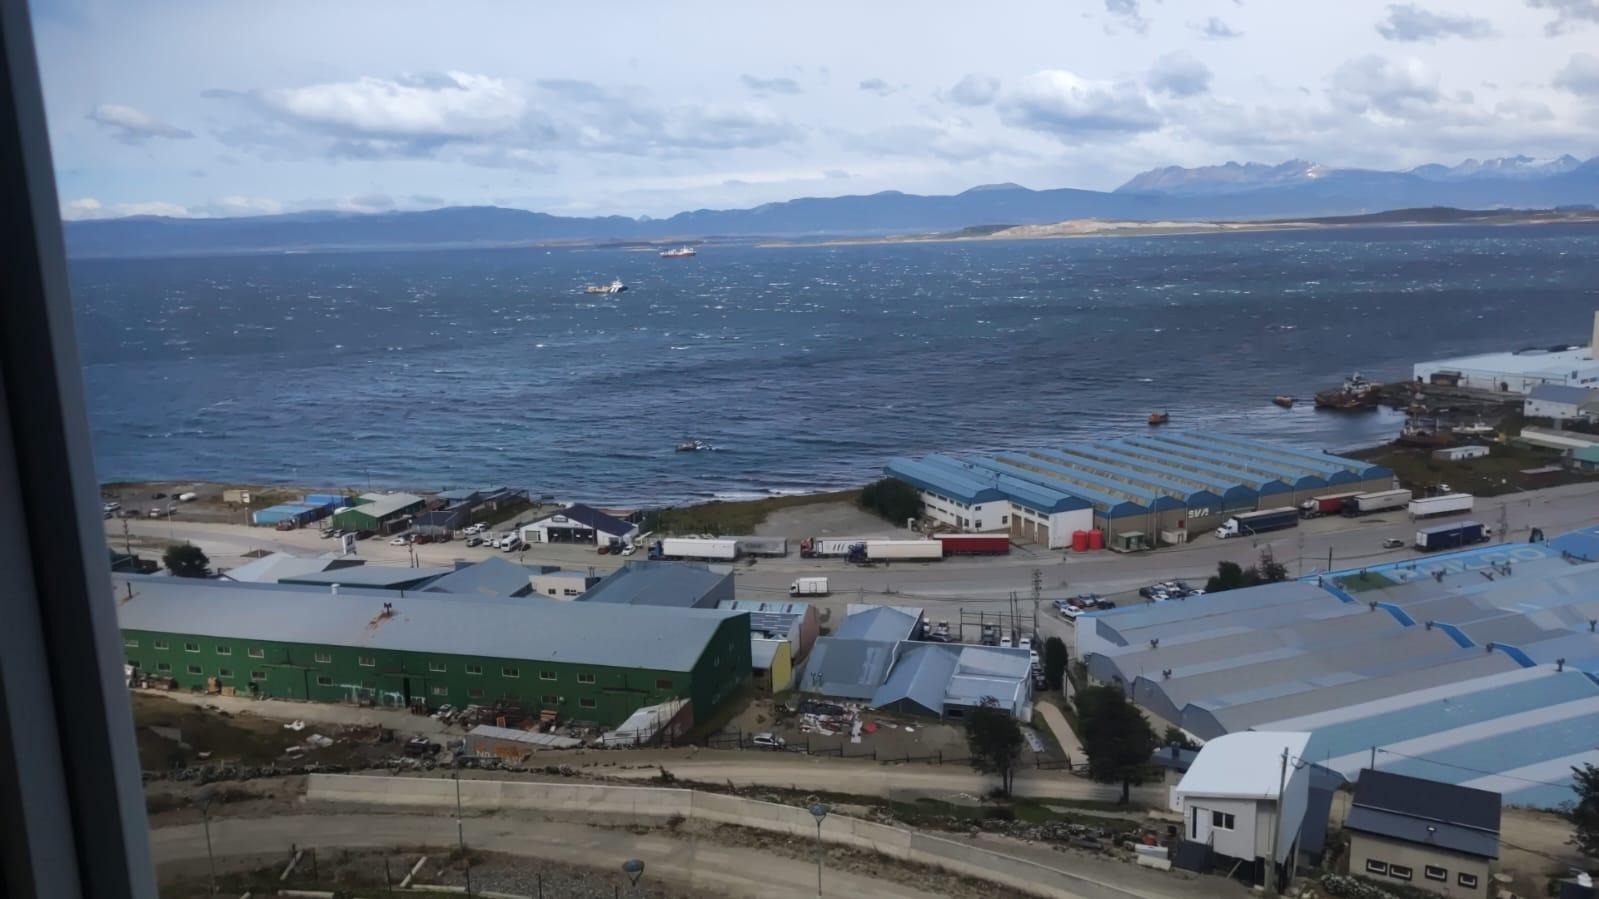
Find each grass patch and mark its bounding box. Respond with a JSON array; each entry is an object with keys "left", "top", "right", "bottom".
[
  {"left": 1334, "top": 570, "right": 1398, "bottom": 593},
  {"left": 646, "top": 489, "right": 861, "bottom": 536},
  {"left": 1351, "top": 442, "right": 1592, "bottom": 497}
]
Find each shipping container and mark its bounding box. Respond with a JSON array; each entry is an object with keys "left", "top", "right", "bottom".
[
  {"left": 936, "top": 534, "right": 1011, "bottom": 556},
  {"left": 1214, "top": 507, "right": 1299, "bottom": 539},
  {"left": 864, "top": 540, "right": 944, "bottom": 561},
  {"left": 1415, "top": 520, "right": 1489, "bottom": 551},
  {"left": 1349, "top": 489, "right": 1414, "bottom": 515},
  {"left": 1298, "top": 491, "right": 1363, "bottom": 517},
  {"left": 1408, "top": 493, "right": 1474, "bottom": 518},
  {"left": 790, "top": 577, "right": 830, "bottom": 596},
  {"left": 658, "top": 538, "right": 739, "bottom": 561}
]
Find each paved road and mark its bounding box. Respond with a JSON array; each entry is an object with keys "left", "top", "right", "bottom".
[{"left": 150, "top": 812, "right": 955, "bottom": 899}]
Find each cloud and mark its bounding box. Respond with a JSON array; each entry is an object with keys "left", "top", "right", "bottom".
[
  {"left": 1329, "top": 55, "right": 1440, "bottom": 118},
  {"left": 1104, "top": 0, "right": 1148, "bottom": 34},
  {"left": 998, "top": 70, "right": 1162, "bottom": 140},
  {"left": 739, "top": 74, "right": 802, "bottom": 95},
  {"left": 1375, "top": 4, "right": 1497, "bottom": 42},
  {"left": 1527, "top": 0, "right": 1599, "bottom": 34},
  {"left": 1194, "top": 17, "right": 1241, "bottom": 39},
  {"left": 258, "top": 72, "right": 527, "bottom": 155},
  {"left": 947, "top": 73, "right": 1000, "bottom": 107},
  {"left": 337, "top": 193, "right": 395, "bottom": 212},
  {"left": 60, "top": 197, "right": 192, "bottom": 220},
  {"left": 1148, "top": 52, "right": 1212, "bottom": 97},
  {"left": 87, "top": 104, "right": 193, "bottom": 142},
  {"left": 841, "top": 118, "right": 1029, "bottom": 162},
  {"left": 1555, "top": 52, "right": 1599, "bottom": 94},
  {"left": 858, "top": 77, "right": 896, "bottom": 96}
]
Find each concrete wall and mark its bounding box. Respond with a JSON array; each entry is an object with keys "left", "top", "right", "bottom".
[
  {"left": 306, "top": 774, "right": 1151, "bottom": 899},
  {"left": 1348, "top": 832, "right": 1490, "bottom": 899}
]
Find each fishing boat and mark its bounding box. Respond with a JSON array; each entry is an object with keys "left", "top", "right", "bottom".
[
  {"left": 1147, "top": 411, "right": 1169, "bottom": 426},
  {"left": 660, "top": 246, "right": 697, "bottom": 258},
  {"left": 584, "top": 278, "right": 627, "bottom": 295},
  {"left": 676, "top": 438, "right": 714, "bottom": 452},
  {"left": 1314, "top": 372, "right": 1379, "bottom": 411},
  {"left": 1454, "top": 420, "right": 1495, "bottom": 436},
  {"left": 1396, "top": 415, "right": 1455, "bottom": 448},
  {"left": 1273, "top": 395, "right": 1295, "bottom": 409}
]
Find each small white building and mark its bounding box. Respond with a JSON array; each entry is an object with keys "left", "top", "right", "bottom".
[
  {"left": 1174, "top": 731, "right": 1312, "bottom": 892},
  {"left": 1432, "top": 445, "right": 1490, "bottom": 462},
  {"left": 520, "top": 503, "right": 638, "bottom": 547},
  {"left": 1523, "top": 384, "right": 1599, "bottom": 421}
]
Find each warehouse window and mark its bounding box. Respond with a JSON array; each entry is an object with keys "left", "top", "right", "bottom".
[
  {"left": 218, "top": 668, "right": 233, "bottom": 679},
  {"left": 540, "top": 670, "right": 557, "bottom": 681},
  {"left": 579, "top": 698, "right": 596, "bottom": 709},
  {"left": 358, "top": 656, "right": 375, "bottom": 667},
  {"left": 247, "top": 647, "right": 264, "bottom": 659},
  {"left": 428, "top": 660, "right": 446, "bottom": 673},
  {"left": 123, "top": 638, "right": 138, "bottom": 648},
  {"left": 186, "top": 664, "right": 202, "bottom": 675},
  {"left": 465, "top": 664, "right": 482, "bottom": 675},
  {"left": 469, "top": 688, "right": 484, "bottom": 699},
  {"left": 1389, "top": 865, "right": 1412, "bottom": 882},
  {"left": 1424, "top": 866, "right": 1447, "bottom": 882},
  {"left": 576, "top": 673, "right": 595, "bottom": 684},
  {"left": 1365, "top": 860, "right": 1388, "bottom": 876},
  {"left": 1210, "top": 811, "right": 1235, "bottom": 831},
  {"left": 1458, "top": 873, "right": 1478, "bottom": 889},
  {"left": 215, "top": 645, "right": 231, "bottom": 656},
  {"left": 502, "top": 666, "right": 519, "bottom": 678},
  {"left": 541, "top": 694, "right": 558, "bottom": 705},
  {"left": 314, "top": 651, "right": 332, "bottom": 663},
  {"left": 316, "top": 675, "right": 332, "bottom": 686},
  {"left": 184, "top": 642, "right": 198, "bottom": 653},
  {"left": 156, "top": 662, "right": 171, "bottom": 673},
  {"left": 563, "top": 588, "right": 580, "bottom": 596},
  {"left": 656, "top": 679, "right": 673, "bottom": 689},
  {"left": 430, "top": 686, "right": 448, "bottom": 697},
  {"left": 250, "top": 671, "right": 267, "bottom": 682},
  {"left": 153, "top": 640, "right": 168, "bottom": 650}
]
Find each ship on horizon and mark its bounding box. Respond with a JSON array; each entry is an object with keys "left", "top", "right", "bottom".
[
  {"left": 584, "top": 278, "right": 627, "bottom": 295},
  {"left": 660, "top": 246, "right": 697, "bottom": 258}
]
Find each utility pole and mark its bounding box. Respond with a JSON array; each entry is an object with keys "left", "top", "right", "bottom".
[
  {"left": 1498, "top": 501, "right": 1508, "bottom": 543},
  {"left": 1267, "top": 747, "right": 1288, "bottom": 895},
  {"left": 1031, "top": 568, "right": 1042, "bottom": 639},
  {"left": 123, "top": 517, "right": 132, "bottom": 556}
]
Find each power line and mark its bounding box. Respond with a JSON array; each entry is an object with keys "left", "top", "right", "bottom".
[{"left": 1372, "top": 747, "right": 1579, "bottom": 791}]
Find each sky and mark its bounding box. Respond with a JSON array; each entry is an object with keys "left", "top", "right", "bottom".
[{"left": 30, "top": 0, "right": 1599, "bottom": 221}]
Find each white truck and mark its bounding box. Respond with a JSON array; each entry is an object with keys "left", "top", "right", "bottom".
[
  {"left": 790, "top": 577, "right": 830, "bottom": 596},
  {"left": 864, "top": 540, "right": 944, "bottom": 561},
  {"left": 800, "top": 538, "right": 862, "bottom": 558},
  {"left": 1408, "top": 493, "right": 1474, "bottom": 519},
  {"left": 1349, "top": 488, "right": 1413, "bottom": 515},
  {"left": 657, "top": 537, "right": 739, "bottom": 561}
]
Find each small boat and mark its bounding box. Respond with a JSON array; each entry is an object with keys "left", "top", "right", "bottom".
[
  {"left": 1454, "top": 421, "right": 1495, "bottom": 436},
  {"left": 1148, "top": 411, "right": 1169, "bottom": 426},
  {"left": 676, "top": 439, "right": 714, "bottom": 452},
  {"left": 660, "top": 246, "right": 697, "bottom": 258},
  {"left": 584, "top": 278, "right": 627, "bottom": 295},
  {"left": 1273, "top": 395, "right": 1295, "bottom": 409},
  {"left": 1314, "top": 372, "right": 1379, "bottom": 411}
]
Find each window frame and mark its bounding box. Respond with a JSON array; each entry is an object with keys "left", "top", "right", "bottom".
[
  {"left": 1423, "top": 865, "right": 1447, "bottom": 882},
  {"left": 539, "top": 670, "right": 557, "bottom": 681},
  {"left": 1365, "top": 860, "right": 1388, "bottom": 876},
  {"left": 316, "top": 675, "right": 332, "bottom": 686},
  {"left": 249, "top": 670, "right": 267, "bottom": 682},
  {"left": 186, "top": 664, "right": 202, "bottom": 675},
  {"left": 247, "top": 647, "right": 264, "bottom": 659},
  {"left": 502, "top": 666, "right": 520, "bottom": 678},
  {"left": 214, "top": 644, "right": 231, "bottom": 656},
  {"left": 578, "top": 697, "right": 597, "bottom": 709},
  {"left": 428, "top": 660, "right": 446, "bottom": 673},
  {"left": 465, "top": 663, "right": 483, "bottom": 675},
  {"left": 1388, "top": 864, "right": 1412, "bottom": 881},
  {"left": 153, "top": 639, "right": 169, "bottom": 650},
  {"left": 1210, "top": 810, "right": 1235, "bottom": 831},
  {"left": 314, "top": 651, "right": 332, "bottom": 664},
  {"left": 1457, "top": 872, "right": 1479, "bottom": 889},
  {"left": 576, "top": 672, "right": 595, "bottom": 685},
  {"left": 183, "top": 642, "right": 199, "bottom": 653},
  {"left": 357, "top": 655, "right": 376, "bottom": 668},
  {"left": 218, "top": 667, "right": 233, "bottom": 679}
]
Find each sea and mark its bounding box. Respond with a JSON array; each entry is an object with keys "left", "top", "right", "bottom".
[{"left": 68, "top": 224, "right": 1599, "bottom": 507}]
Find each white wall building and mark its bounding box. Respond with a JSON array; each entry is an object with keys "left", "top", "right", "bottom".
[
  {"left": 1174, "top": 731, "right": 1313, "bottom": 892},
  {"left": 1523, "top": 384, "right": 1599, "bottom": 421},
  {"left": 1413, "top": 312, "right": 1599, "bottom": 395}
]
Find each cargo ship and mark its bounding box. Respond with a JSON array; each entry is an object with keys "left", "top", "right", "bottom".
[
  {"left": 584, "top": 278, "right": 627, "bottom": 295},
  {"left": 1314, "top": 372, "right": 1379, "bottom": 410},
  {"left": 660, "top": 246, "right": 697, "bottom": 258}
]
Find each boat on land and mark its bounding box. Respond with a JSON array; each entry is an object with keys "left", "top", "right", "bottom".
[
  {"left": 660, "top": 246, "right": 697, "bottom": 258},
  {"left": 1314, "top": 372, "right": 1379, "bottom": 411},
  {"left": 585, "top": 279, "right": 627, "bottom": 295},
  {"left": 1147, "top": 411, "right": 1169, "bottom": 426},
  {"left": 1273, "top": 395, "right": 1295, "bottom": 408}
]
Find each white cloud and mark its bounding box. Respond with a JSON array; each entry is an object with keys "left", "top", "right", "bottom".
[
  {"left": 947, "top": 74, "right": 1000, "bottom": 107},
  {"left": 1329, "top": 55, "right": 1441, "bottom": 119},
  {"left": 858, "top": 77, "right": 896, "bottom": 96},
  {"left": 61, "top": 197, "right": 192, "bottom": 220},
  {"left": 1148, "top": 52, "right": 1212, "bottom": 98},
  {"left": 87, "top": 104, "right": 193, "bottom": 142},
  {"left": 203, "top": 195, "right": 284, "bottom": 216},
  {"left": 739, "top": 74, "right": 802, "bottom": 95},
  {"left": 1554, "top": 52, "right": 1599, "bottom": 94},
  {"left": 999, "top": 70, "right": 1162, "bottom": 139},
  {"left": 1526, "top": 0, "right": 1599, "bottom": 35},
  {"left": 1375, "top": 4, "right": 1497, "bottom": 42},
  {"left": 1194, "top": 17, "right": 1241, "bottom": 39},
  {"left": 260, "top": 72, "right": 526, "bottom": 146},
  {"left": 1104, "top": 0, "right": 1148, "bottom": 34}
]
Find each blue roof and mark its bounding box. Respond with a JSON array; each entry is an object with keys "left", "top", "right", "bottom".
[
  {"left": 1127, "top": 435, "right": 1326, "bottom": 490},
  {"left": 872, "top": 643, "right": 959, "bottom": 714},
  {"left": 834, "top": 606, "right": 923, "bottom": 642},
  {"left": 798, "top": 637, "right": 898, "bottom": 699},
  {"left": 1203, "top": 433, "right": 1392, "bottom": 480},
  {"left": 1372, "top": 712, "right": 1599, "bottom": 805},
  {"left": 420, "top": 557, "right": 545, "bottom": 598},
  {"left": 894, "top": 455, "right": 1091, "bottom": 515},
  {"left": 1027, "top": 448, "right": 1222, "bottom": 509},
  {"left": 1106, "top": 439, "right": 1293, "bottom": 498},
  {"left": 1055, "top": 443, "right": 1258, "bottom": 508},
  {"left": 885, "top": 456, "right": 1008, "bottom": 506},
  {"left": 578, "top": 561, "right": 730, "bottom": 609},
  {"left": 961, "top": 457, "right": 1146, "bottom": 517},
  {"left": 993, "top": 453, "right": 1178, "bottom": 509}
]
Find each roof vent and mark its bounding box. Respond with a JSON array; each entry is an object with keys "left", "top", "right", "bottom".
[{"left": 330, "top": 584, "right": 340, "bottom": 595}]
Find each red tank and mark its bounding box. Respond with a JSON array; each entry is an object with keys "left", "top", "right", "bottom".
[
  {"left": 1072, "top": 530, "right": 1089, "bottom": 552},
  {"left": 1088, "top": 528, "right": 1105, "bottom": 550}
]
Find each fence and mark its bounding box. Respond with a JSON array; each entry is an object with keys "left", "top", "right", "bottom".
[{"left": 703, "top": 727, "right": 1086, "bottom": 771}]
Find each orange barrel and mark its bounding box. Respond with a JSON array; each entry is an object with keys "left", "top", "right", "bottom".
[
  {"left": 1072, "top": 530, "right": 1089, "bottom": 552},
  {"left": 1088, "top": 528, "right": 1105, "bottom": 550}
]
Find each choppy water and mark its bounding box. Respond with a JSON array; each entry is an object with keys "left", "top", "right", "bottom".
[{"left": 69, "top": 224, "right": 1599, "bottom": 505}]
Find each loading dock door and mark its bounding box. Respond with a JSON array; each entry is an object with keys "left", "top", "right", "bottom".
[{"left": 1036, "top": 523, "right": 1050, "bottom": 547}]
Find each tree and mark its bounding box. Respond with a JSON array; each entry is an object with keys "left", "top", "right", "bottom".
[
  {"left": 857, "top": 478, "right": 924, "bottom": 524},
  {"left": 1573, "top": 762, "right": 1599, "bottom": 862},
  {"left": 964, "top": 697, "right": 1024, "bottom": 797},
  {"left": 1161, "top": 725, "right": 1199, "bottom": 751},
  {"left": 1042, "top": 637, "right": 1069, "bottom": 692},
  {"left": 1204, "top": 548, "right": 1289, "bottom": 594},
  {"left": 162, "top": 543, "right": 210, "bottom": 578},
  {"left": 1076, "top": 684, "right": 1158, "bottom": 804}
]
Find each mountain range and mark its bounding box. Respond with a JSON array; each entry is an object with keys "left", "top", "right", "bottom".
[{"left": 64, "top": 155, "right": 1599, "bottom": 258}]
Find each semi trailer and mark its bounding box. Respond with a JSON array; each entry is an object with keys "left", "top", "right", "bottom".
[
  {"left": 1298, "top": 492, "right": 1362, "bottom": 517},
  {"left": 651, "top": 538, "right": 739, "bottom": 561},
  {"left": 1347, "top": 489, "right": 1413, "bottom": 515},
  {"left": 1409, "top": 493, "right": 1475, "bottom": 518},
  {"left": 1215, "top": 507, "right": 1299, "bottom": 539},
  {"left": 1415, "top": 521, "right": 1491, "bottom": 551},
  {"left": 934, "top": 534, "right": 1011, "bottom": 556}
]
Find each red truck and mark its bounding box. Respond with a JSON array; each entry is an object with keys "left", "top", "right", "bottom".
[
  {"left": 935, "top": 534, "right": 1011, "bottom": 556},
  {"left": 1298, "top": 492, "right": 1362, "bottom": 518}
]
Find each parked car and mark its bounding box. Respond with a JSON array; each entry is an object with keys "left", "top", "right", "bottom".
[
  {"left": 502, "top": 538, "right": 525, "bottom": 553},
  {"left": 465, "top": 536, "right": 483, "bottom": 547},
  {"left": 597, "top": 544, "right": 611, "bottom": 555},
  {"left": 1382, "top": 537, "right": 1404, "bottom": 549},
  {"left": 413, "top": 533, "right": 433, "bottom": 545},
  {"left": 403, "top": 737, "right": 441, "bottom": 757},
  {"left": 389, "top": 536, "right": 409, "bottom": 546},
  {"left": 620, "top": 543, "right": 636, "bottom": 556},
  {"left": 750, "top": 733, "right": 786, "bottom": 750},
  {"left": 103, "top": 501, "right": 121, "bottom": 513}
]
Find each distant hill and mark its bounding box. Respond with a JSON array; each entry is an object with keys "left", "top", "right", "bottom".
[{"left": 63, "top": 154, "right": 1599, "bottom": 258}]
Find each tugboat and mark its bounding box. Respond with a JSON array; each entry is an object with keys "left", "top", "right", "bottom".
[
  {"left": 1147, "top": 411, "right": 1170, "bottom": 426},
  {"left": 659, "top": 246, "right": 697, "bottom": 258},
  {"left": 584, "top": 278, "right": 627, "bottom": 295},
  {"left": 675, "top": 438, "right": 715, "bottom": 452},
  {"left": 1314, "top": 372, "right": 1379, "bottom": 411},
  {"left": 1273, "top": 395, "right": 1295, "bottom": 409}
]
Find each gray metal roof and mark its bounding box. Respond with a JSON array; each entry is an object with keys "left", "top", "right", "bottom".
[
  {"left": 421, "top": 557, "right": 548, "bottom": 598},
  {"left": 1349, "top": 770, "right": 1501, "bottom": 858},
  {"left": 871, "top": 643, "right": 960, "bottom": 714},
  {"left": 798, "top": 637, "right": 898, "bottom": 699},
  {"left": 345, "top": 492, "right": 425, "bottom": 520},
  {"left": 223, "top": 552, "right": 353, "bottom": 584},
  {"left": 1527, "top": 384, "right": 1598, "bottom": 405},
  {"left": 281, "top": 566, "right": 453, "bottom": 589},
  {"left": 834, "top": 605, "right": 923, "bottom": 642},
  {"left": 115, "top": 575, "right": 743, "bottom": 672},
  {"left": 578, "top": 561, "right": 730, "bottom": 608}
]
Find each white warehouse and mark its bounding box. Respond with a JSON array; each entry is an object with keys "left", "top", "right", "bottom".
[{"left": 1413, "top": 312, "right": 1599, "bottom": 395}]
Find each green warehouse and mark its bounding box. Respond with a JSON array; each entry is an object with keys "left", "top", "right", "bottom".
[
  {"left": 331, "top": 492, "right": 427, "bottom": 534},
  {"left": 115, "top": 576, "right": 751, "bottom": 728}
]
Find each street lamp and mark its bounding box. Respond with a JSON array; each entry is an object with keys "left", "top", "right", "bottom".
[
  {"left": 808, "top": 803, "right": 830, "bottom": 896},
  {"left": 622, "top": 858, "right": 645, "bottom": 896},
  {"left": 196, "top": 787, "right": 216, "bottom": 896}
]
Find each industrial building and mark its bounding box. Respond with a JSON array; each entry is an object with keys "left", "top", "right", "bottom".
[
  {"left": 717, "top": 600, "right": 819, "bottom": 694},
  {"left": 1413, "top": 312, "right": 1599, "bottom": 394},
  {"left": 521, "top": 504, "right": 639, "bottom": 547},
  {"left": 887, "top": 432, "right": 1391, "bottom": 548},
  {"left": 331, "top": 492, "right": 426, "bottom": 534},
  {"left": 1076, "top": 525, "right": 1599, "bottom": 808},
  {"left": 1344, "top": 771, "right": 1500, "bottom": 898},
  {"left": 576, "top": 560, "right": 732, "bottom": 609},
  {"left": 1523, "top": 384, "right": 1599, "bottom": 421},
  {"left": 116, "top": 572, "right": 751, "bottom": 728},
  {"left": 1173, "top": 731, "right": 1312, "bottom": 892}
]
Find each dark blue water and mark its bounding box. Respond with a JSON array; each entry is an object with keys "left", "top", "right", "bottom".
[{"left": 69, "top": 225, "right": 1599, "bottom": 505}]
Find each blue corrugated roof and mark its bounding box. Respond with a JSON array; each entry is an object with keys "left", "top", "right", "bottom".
[
  {"left": 1027, "top": 448, "right": 1222, "bottom": 509},
  {"left": 885, "top": 456, "right": 1008, "bottom": 506},
  {"left": 1105, "top": 439, "right": 1293, "bottom": 498},
  {"left": 992, "top": 453, "right": 1183, "bottom": 511},
  {"left": 1058, "top": 442, "right": 1254, "bottom": 499},
  {"left": 1149, "top": 433, "right": 1345, "bottom": 484},
  {"left": 872, "top": 643, "right": 959, "bottom": 714},
  {"left": 961, "top": 457, "right": 1147, "bottom": 517},
  {"left": 1204, "top": 433, "right": 1391, "bottom": 480},
  {"left": 910, "top": 455, "right": 1091, "bottom": 514},
  {"left": 1128, "top": 435, "right": 1327, "bottom": 490}
]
